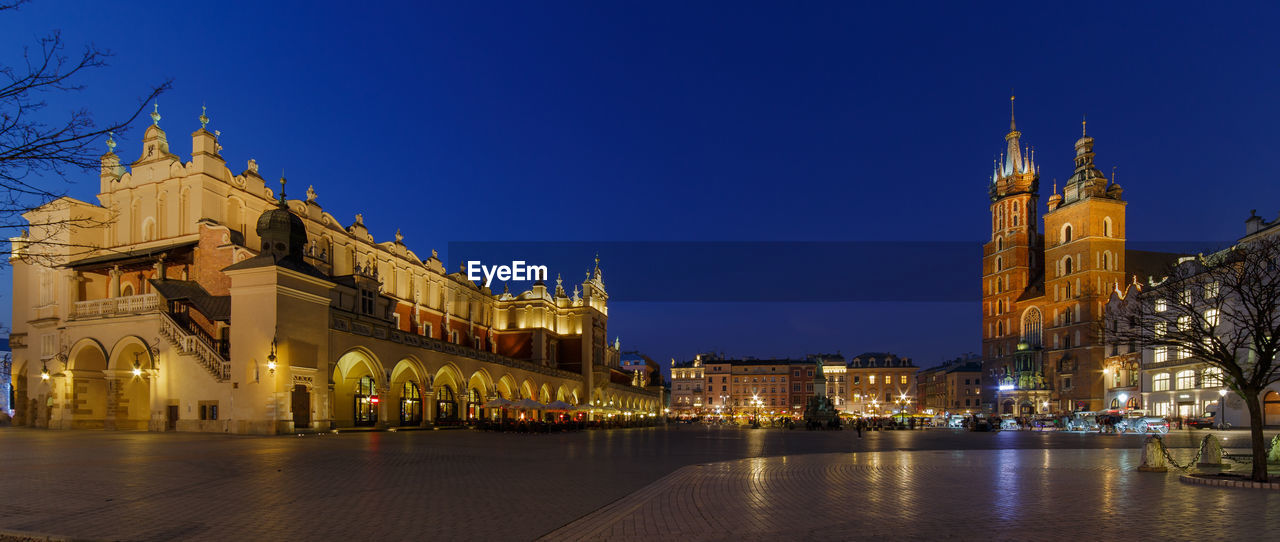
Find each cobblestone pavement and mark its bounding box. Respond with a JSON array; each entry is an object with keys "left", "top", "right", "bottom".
[
  {"left": 541, "top": 448, "right": 1280, "bottom": 541},
  {"left": 0, "top": 426, "right": 1273, "bottom": 541}
]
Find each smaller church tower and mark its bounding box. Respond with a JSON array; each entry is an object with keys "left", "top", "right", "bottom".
[{"left": 1041, "top": 119, "right": 1127, "bottom": 412}]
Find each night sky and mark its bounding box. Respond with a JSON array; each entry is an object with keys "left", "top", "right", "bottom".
[{"left": 3, "top": 2, "right": 1278, "bottom": 373}]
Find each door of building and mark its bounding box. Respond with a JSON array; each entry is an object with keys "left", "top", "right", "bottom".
[
  {"left": 166, "top": 405, "right": 178, "bottom": 431},
  {"left": 292, "top": 385, "right": 311, "bottom": 429},
  {"left": 353, "top": 375, "right": 377, "bottom": 427},
  {"left": 1178, "top": 403, "right": 1195, "bottom": 419}
]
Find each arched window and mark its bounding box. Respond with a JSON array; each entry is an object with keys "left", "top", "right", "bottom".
[
  {"left": 1126, "top": 397, "right": 1140, "bottom": 409},
  {"left": 1103, "top": 217, "right": 1113, "bottom": 237},
  {"left": 1100, "top": 251, "right": 1110, "bottom": 271},
  {"left": 1064, "top": 256, "right": 1074, "bottom": 275},
  {"left": 1111, "top": 398, "right": 1120, "bottom": 409},
  {"left": 997, "top": 237, "right": 1004, "bottom": 251},
  {"left": 1062, "top": 224, "right": 1073, "bottom": 244},
  {"left": 142, "top": 217, "right": 157, "bottom": 242},
  {"left": 996, "top": 257, "right": 1003, "bottom": 271},
  {"left": 121, "top": 283, "right": 135, "bottom": 297},
  {"left": 1021, "top": 307, "right": 1043, "bottom": 347},
  {"left": 1175, "top": 370, "right": 1196, "bottom": 390}
]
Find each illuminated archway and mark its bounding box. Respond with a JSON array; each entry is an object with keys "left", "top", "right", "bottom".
[{"left": 332, "top": 348, "right": 382, "bottom": 427}]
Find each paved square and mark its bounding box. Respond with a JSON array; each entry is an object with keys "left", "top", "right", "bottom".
[{"left": 0, "top": 426, "right": 1274, "bottom": 541}]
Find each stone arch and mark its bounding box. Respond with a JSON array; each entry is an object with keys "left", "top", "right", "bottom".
[
  {"left": 570, "top": 388, "right": 581, "bottom": 405},
  {"left": 496, "top": 374, "right": 518, "bottom": 400},
  {"left": 66, "top": 337, "right": 109, "bottom": 372},
  {"left": 65, "top": 337, "right": 110, "bottom": 428},
  {"left": 466, "top": 369, "right": 495, "bottom": 420},
  {"left": 332, "top": 348, "right": 384, "bottom": 427},
  {"left": 520, "top": 379, "right": 536, "bottom": 400},
  {"left": 390, "top": 357, "right": 427, "bottom": 427},
  {"left": 432, "top": 364, "right": 465, "bottom": 422},
  {"left": 107, "top": 336, "right": 155, "bottom": 429},
  {"left": 555, "top": 384, "right": 569, "bottom": 402},
  {"left": 538, "top": 383, "right": 552, "bottom": 404}
]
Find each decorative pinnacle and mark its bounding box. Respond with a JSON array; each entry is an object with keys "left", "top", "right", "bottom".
[
  {"left": 1009, "top": 93, "right": 1016, "bottom": 131},
  {"left": 1082, "top": 114, "right": 1087, "bottom": 136},
  {"left": 199, "top": 104, "right": 209, "bottom": 130},
  {"left": 150, "top": 103, "right": 161, "bottom": 126},
  {"left": 279, "top": 176, "right": 287, "bottom": 203},
  {"left": 105, "top": 131, "right": 116, "bottom": 153}
]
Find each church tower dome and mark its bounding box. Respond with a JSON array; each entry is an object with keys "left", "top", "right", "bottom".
[{"left": 256, "top": 178, "right": 308, "bottom": 261}]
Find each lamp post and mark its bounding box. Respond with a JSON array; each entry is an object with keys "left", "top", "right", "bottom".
[{"left": 1218, "top": 388, "right": 1228, "bottom": 429}]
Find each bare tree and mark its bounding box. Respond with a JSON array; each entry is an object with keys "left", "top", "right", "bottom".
[
  {"left": 1108, "top": 235, "right": 1280, "bottom": 482},
  {"left": 1, "top": 0, "right": 170, "bottom": 265}
]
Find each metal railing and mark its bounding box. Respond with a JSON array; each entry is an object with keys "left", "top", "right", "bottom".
[
  {"left": 159, "top": 311, "right": 231, "bottom": 382},
  {"left": 71, "top": 293, "right": 160, "bottom": 318}
]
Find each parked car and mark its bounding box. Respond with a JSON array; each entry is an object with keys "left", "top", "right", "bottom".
[{"left": 1186, "top": 413, "right": 1230, "bottom": 429}]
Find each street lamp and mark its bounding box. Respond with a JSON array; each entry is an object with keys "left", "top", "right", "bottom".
[
  {"left": 266, "top": 334, "right": 278, "bottom": 375},
  {"left": 40, "top": 363, "right": 49, "bottom": 381},
  {"left": 1218, "top": 388, "right": 1228, "bottom": 429}
]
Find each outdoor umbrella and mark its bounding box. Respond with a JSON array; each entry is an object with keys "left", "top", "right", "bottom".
[
  {"left": 484, "top": 397, "right": 513, "bottom": 409},
  {"left": 513, "top": 398, "right": 546, "bottom": 410},
  {"left": 544, "top": 400, "right": 574, "bottom": 411}
]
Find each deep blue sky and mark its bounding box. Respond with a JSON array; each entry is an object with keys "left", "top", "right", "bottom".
[{"left": 3, "top": 2, "right": 1278, "bottom": 372}]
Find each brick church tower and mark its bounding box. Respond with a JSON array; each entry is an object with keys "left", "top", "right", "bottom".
[
  {"left": 1040, "top": 119, "right": 1126, "bottom": 412},
  {"left": 981, "top": 96, "right": 1042, "bottom": 393}
]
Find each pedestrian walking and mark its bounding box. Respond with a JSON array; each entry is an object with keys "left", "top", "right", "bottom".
[{"left": 856, "top": 418, "right": 863, "bottom": 438}]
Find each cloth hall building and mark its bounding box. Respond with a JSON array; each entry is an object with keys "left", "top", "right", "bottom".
[
  {"left": 981, "top": 101, "right": 1176, "bottom": 415},
  {"left": 7, "top": 107, "right": 661, "bottom": 434}
]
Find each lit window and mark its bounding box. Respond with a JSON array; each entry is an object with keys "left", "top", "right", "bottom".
[
  {"left": 1178, "top": 315, "right": 1191, "bottom": 332},
  {"left": 1154, "top": 347, "right": 1168, "bottom": 363},
  {"left": 1179, "top": 289, "right": 1192, "bottom": 305},
  {"left": 1152, "top": 373, "right": 1170, "bottom": 391},
  {"left": 1203, "top": 368, "right": 1223, "bottom": 387},
  {"left": 1155, "top": 299, "right": 1167, "bottom": 312},
  {"left": 900, "top": 375, "right": 908, "bottom": 385},
  {"left": 1205, "top": 281, "right": 1220, "bottom": 299},
  {"left": 1205, "top": 309, "right": 1220, "bottom": 327},
  {"left": 1155, "top": 322, "right": 1166, "bottom": 337},
  {"left": 1175, "top": 370, "right": 1195, "bottom": 390},
  {"left": 869, "top": 375, "right": 876, "bottom": 385}
]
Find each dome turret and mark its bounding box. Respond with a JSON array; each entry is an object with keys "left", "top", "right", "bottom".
[{"left": 256, "top": 178, "right": 307, "bottom": 261}]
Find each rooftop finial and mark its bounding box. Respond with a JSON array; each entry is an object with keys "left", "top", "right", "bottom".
[
  {"left": 1052, "top": 178, "right": 1058, "bottom": 195},
  {"left": 279, "top": 175, "right": 287, "bottom": 203},
  {"left": 150, "top": 103, "right": 161, "bottom": 126},
  {"left": 105, "top": 131, "right": 116, "bottom": 154},
  {"left": 1082, "top": 114, "right": 1087, "bottom": 136},
  {"left": 1009, "top": 92, "right": 1016, "bottom": 131},
  {"left": 199, "top": 104, "right": 209, "bottom": 130}
]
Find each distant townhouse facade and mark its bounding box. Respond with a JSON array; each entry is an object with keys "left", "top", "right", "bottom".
[{"left": 846, "top": 352, "right": 917, "bottom": 416}]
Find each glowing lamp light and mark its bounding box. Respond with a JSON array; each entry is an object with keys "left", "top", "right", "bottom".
[
  {"left": 370, "top": 395, "right": 380, "bottom": 404},
  {"left": 266, "top": 334, "right": 279, "bottom": 375},
  {"left": 40, "top": 365, "right": 50, "bottom": 380},
  {"left": 998, "top": 384, "right": 1015, "bottom": 391},
  {"left": 1219, "top": 389, "right": 1228, "bottom": 397}
]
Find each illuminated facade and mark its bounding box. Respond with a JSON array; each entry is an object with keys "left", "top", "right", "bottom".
[
  {"left": 7, "top": 108, "right": 660, "bottom": 433},
  {"left": 669, "top": 355, "right": 706, "bottom": 416},
  {"left": 845, "top": 353, "right": 917, "bottom": 416},
  {"left": 981, "top": 100, "right": 1174, "bottom": 415}
]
